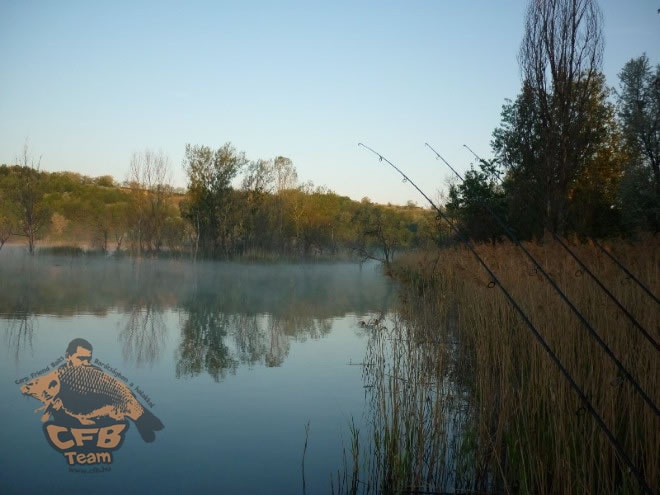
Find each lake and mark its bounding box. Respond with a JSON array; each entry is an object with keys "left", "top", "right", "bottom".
[{"left": 0, "top": 248, "right": 397, "bottom": 494}]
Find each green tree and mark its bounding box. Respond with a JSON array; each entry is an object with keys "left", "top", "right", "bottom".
[
  {"left": 493, "top": 75, "right": 620, "bottom": 238},
  {"left": 617, "top": 54, "right": 660, "bottom": 231},
  {"left": 182, "top": 143, "right": 247, "bottom": 257},
  {"left": 446, "top": 163, "right": 506, "bottom": 243}
]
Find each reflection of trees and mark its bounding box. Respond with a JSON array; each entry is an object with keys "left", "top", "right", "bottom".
[
  {"left": 0, "top": 252, "right": 395, "bottom": 320},
  {"left": 175, "top": 299, "right": 238, "bottom": 382},
  {"left": 232, "top": 314, "right": 294, "bottom": 368},
  {"left": 264, "top": 317, "right": 289, "bottom": 367},
  {"left": 0, "top": 250, "right": 397, "bottom": 368},
  {"left": 3, "top": 314, "right": 35, "bottom": 361},
  {"left": 119, "top": 302, "right": 167, "bottom": 366},
  {"left": 232, "top": 314, "right": 280, "bottom": 367},
  {"left": 176, "top": 293, "right": 337, "bottom": 380}
]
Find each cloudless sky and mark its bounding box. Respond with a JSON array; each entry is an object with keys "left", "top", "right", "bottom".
[{"left": 1, "top": 1, "right": 658, "bottom": 205}]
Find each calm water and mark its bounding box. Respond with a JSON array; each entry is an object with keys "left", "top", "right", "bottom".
[{"left": 0, "top": 248, "right": 396, "bottom": 494}]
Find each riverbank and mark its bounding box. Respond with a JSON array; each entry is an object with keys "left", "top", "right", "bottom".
[{"left": 1, "top": 240, "right": 367, "bottom": 263}]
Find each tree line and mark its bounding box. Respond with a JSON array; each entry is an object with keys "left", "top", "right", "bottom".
[
  {"left": 447, "top": 0, "right": 658, "bottom": 242},
  {"left": 0, "top": 143, "right": 436, "bottom": 262}
]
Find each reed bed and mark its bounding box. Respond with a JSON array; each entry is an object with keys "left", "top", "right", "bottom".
[
  {"left": 332, "top": 311, "right": 481, "bottom": 494},
  {"left": 386, "top": 238, "right": 660, "bottom": 494}
]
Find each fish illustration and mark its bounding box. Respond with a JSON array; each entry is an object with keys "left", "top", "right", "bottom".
[{"left": 20, "top": 365, "right": 164, "bottom": 442}]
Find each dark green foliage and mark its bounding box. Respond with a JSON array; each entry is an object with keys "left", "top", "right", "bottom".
[
  {"left": 617, "top": 54, "right": 660, "bottom": 232},
  {"left": 448, "top": 53, "right": 659, "bottom": 242},
  {"left": 446, "top": 163, "right": 507, "bottom": 242},
  {"left": 489, "top": 75, "right": 622, "bottom": 240},
  {"left": 181, "top": 143, "right": 248, "bottom": 257}
]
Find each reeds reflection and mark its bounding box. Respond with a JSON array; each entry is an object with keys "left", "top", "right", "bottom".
[{"left": 333, "top": 306, "right": 485, "bottom": 494}]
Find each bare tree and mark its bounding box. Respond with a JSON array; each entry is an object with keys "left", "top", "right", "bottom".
[
  {"left": 519, "top": 0, "right": 604, "bottom": 232},
  {"left": 273, "top": 156, "right": 298, "bottom": 193},
  {"left": 127, "top": 150, "right": 172, "bottom": 255},
  {"left": 242, "top": 159, "right": 276, "bottom": 195},
  {"left": 13, "top": 144, "right": 51, "bottom": 255}
]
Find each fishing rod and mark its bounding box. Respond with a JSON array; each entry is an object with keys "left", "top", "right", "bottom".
[
  {"left": 462, "top": 144, "right": 660, "bottom": 306},
  {"left": 357, "top": 142, "right": 653, "bottom": 494},
  {"left": 425, "top": 142, "right": 659, "bottom": 417},
  {"left": 458, "top": 144, "right": 658, "bottom": 352}
]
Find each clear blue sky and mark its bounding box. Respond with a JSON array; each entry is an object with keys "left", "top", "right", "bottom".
[{"left": 1, "top": 1, "right": 658, "bottom": 205}]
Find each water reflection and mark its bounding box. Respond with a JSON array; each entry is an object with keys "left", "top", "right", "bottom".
[
  {"left": 3, "top": 314, "right": 35, "bottom": 360},
  {"left": 232, "top": 314, "right": 289, "bottom": 368},
  {"left": 0, "top": 247, "right": 395, "bottom": 373},
  {"left": 176, "top": 302, "right": 239, "bottom": 381},
  {"left": 174, "top": 291, "right": 336, "bottom": 381},
  {"left": 120, "top": 302, "right": 167, "bottom": 367}
]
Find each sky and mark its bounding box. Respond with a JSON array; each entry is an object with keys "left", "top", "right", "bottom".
[{"left": 1, "top": 1, "right": 658, "bottom": 205}]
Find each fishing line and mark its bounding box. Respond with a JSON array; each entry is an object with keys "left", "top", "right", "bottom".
[
  {"left": 357, "top": 142, "right": 653, "bottom": 494},
  {"left": 425, "top": 142, "right": 659, "bottom": 416},
  {"left": 462, "top": 144, "right": 660, "bottom": 306},
  {"left": 458, "top": 144, "right": 658, "bottom": 352}
]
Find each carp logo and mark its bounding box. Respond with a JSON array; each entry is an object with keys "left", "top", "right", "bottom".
[{"left": 19, "top": 338, "right": 164, "bottom": 467}]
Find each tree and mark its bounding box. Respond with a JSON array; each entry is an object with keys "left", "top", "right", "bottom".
[
  {"left": 12, "top": 145, "right": 51, "bottom": 255},
  {"left": 354, "top": 203, "right": 412, "bottom": 266},
  {"left": 493, "top": 72, "right": 619, "bottom": 238},
  {"left": 617, "top": 54, "right": 660, "bottom": 231},
  {"left": 182, "top": 143, "right": 247, "bottom": 257},
  {"left": 127, "top": 150, "right": 172, "bottom": 254},
  {"left": 107, "top": 201, "right": 131, "bottom": 253},
  {"left": 242, "top": 159, "right": 276, "bottom": 196},
  {"left": 273, "top": 156, "right": 298, "bottom": 192},
  {"left": 446, "top": 163, "right": 507, "bottom": 243},
  {"left": 86, "top": 198, "right": 112, "bottom": 252},
  {"left": 518, "top": 0, "right": 604, "bottom": 233}
]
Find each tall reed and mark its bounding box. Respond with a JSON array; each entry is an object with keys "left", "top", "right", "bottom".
[
  {"left": 333, "top": 305, "right": 494, "bottom": 494},
  {"left": 391, "top": 238, "right": 659, "bottom": 494}
]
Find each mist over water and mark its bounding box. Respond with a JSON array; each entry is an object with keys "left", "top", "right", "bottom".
[{"left": 0, "top": 247, "right": 396, "bottom": 494}]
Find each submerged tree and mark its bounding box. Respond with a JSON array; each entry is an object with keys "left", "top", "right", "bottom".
[
  {"left": 354, "top": 202, "right": 413, "bottom": 266},
  {"left": 181, "top": 143, "right": 247, "bottom": 257}
]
